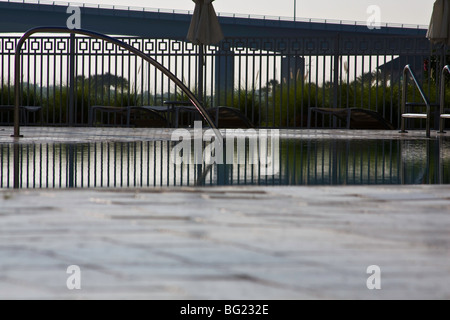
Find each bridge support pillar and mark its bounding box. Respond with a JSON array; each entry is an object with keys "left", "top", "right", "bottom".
[
  {"left": 215, "top": 49, "right": 235, "bottom": 106},
  {"left": 281, "top": 56, "right": 305, "bottom": 82}
]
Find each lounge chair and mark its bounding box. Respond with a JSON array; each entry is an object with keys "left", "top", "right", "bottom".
[
  {"left": 0, "top": 105, "right": 42, "bottom": 125},
  {"left": 89, "top": 105, "right": 169, "bottom": 128},
  {"left": 310, "top": 108, "right": 395, "bottom": 130},
  {"left": 208, "top": 106, "right": 254, "bottom": 129}
]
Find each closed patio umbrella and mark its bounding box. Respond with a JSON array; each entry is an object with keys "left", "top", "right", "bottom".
[
  {"left": 427, "top": 0, "right": 450, "bottom": 46},
  {"left": 187, "top": 0, "right": 224, "bottom": 102}
]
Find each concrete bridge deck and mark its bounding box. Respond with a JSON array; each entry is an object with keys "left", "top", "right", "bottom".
[{"left": 0, "top": 0, "right": 427, "bottom": 39}]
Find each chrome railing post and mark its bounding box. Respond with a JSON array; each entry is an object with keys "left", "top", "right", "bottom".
[
  {"left": 400, "top": 65, "right": 408, "bottom": 133},
  {"left": 426, "top": 99, "right": 431, "bottom": 138},
  {"left": 440, "top": 65, "right": 450, "bottom": 134},
  {"left": 401, "top": 65, "right": 432, "bottom": 138}
]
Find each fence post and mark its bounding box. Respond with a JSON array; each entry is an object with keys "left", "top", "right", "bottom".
[
  {"left": 68, "top": 144, "right": 75, "bottom": 188},
  {"left": 333, "top": 33, "right": 340, "bottom": 128},
  {"left": 13, "top": 143, "right": 20, "bottom": 189},
  {"left": 68, "top": 33, "right": 76, "bottom": 126}
]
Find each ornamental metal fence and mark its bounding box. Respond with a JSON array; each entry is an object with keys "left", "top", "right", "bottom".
[{"left": 0, "top": 33, "right": 443, "bottom": 129}]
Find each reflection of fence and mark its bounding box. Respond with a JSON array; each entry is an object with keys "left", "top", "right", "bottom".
[
  {"left": 0, "top": 34, "right": 440, "bottom": 129},
  {"left": 1, "top": 139, "right": 447, "bottom": 189}
]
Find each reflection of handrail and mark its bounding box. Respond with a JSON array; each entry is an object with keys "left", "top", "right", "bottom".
[
  {"left": 440, "top": 65, "right": 450, "bottom": 134},
  {"left": 13, "top": 27, "right": 221, "bottom": 140},
  {"left": 401, "top": 64, "right": 431, "bottom": 138}
]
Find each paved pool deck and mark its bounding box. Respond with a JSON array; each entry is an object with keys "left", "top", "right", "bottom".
[
  {"left": 1, "top": 185, "right": 450, "bottom": 300},
  {"left": 0, "top": 127, "right": 449, "bottom": 300}
]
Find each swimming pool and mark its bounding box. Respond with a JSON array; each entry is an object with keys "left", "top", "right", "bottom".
[{"left": 2, "top": 130, "right": 449, "bottom": 188}]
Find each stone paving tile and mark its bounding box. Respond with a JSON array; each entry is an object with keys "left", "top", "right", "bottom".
[
  {"left": 0, "top": 278, "right": 56, "bottom": 300},
  {"left": 0, "top": 185, "right": 450, "bottom": 299},
  {"left": 169, "top": 279, "right": 314, "bottom": 300}
]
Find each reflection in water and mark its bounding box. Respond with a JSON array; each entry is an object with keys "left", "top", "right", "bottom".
[{"left": 1, "top": 138, "right": 450, "bottom": 188}]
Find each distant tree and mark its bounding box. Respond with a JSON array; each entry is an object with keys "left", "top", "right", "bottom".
[{"left": 76, "top": 73, "right": 129, "bottom": 94}]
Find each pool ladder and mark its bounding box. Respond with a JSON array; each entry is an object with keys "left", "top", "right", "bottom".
[
  {"left": 401, "top": 64, "right": 450, "bottom": 138},
  {"left": 439, "top": 65, "right": 450, "bottom": 134}
]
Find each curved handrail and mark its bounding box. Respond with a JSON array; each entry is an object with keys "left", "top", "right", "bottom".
[
  {"left": 401, "top": 64, "right": 431, "bottom": 138},
  {"left": 440, "top": 65, "right": 450, "bottom": 133},
  {"left": 13, "top": 27, "right": 222, "bottom": 141}
]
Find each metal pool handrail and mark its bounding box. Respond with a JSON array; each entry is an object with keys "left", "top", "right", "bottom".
[
  {"left": 13, "top": 27, "right": 222, "bottom": 140},
  {"left": 440, "top": 65, "right": 450, "bottom": 134},
  {"left": 401, "top": 64, "right": 431, "bottom": 138}
]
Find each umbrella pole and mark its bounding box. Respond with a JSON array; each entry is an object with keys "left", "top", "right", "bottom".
[
  {"left": 197, "top": 45, "right": 204, "bottom": 187},
  {"left": 198, "top": 44, "right": 204, "bottom": 104}
]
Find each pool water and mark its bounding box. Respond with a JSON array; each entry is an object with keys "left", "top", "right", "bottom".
[{"left": 1, "top": 138, "right": 450, "bottom": 188}]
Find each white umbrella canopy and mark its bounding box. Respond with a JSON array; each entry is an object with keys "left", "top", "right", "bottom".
[
  {"left": 187, "top": 0, "right": 224, "bottom": 103},
  {"left": 427, "top": 0, "right": 450, "bottom": 46}
]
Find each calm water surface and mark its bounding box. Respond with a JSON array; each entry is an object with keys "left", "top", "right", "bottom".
[{"left": 1, "top": 138, "right": 449, "bottom": 188}]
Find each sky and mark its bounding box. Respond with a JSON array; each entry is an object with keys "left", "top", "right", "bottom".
[{"left": 71, "top": 0, "right": 436, "bottom": 26}]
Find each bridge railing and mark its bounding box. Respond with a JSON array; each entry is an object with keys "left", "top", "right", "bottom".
[
  {"left": 2, "top": 0, "right": 428, "bottom": 30},
  {"left": 0, "top": 33, "right": 441, "bottom": 130}
]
